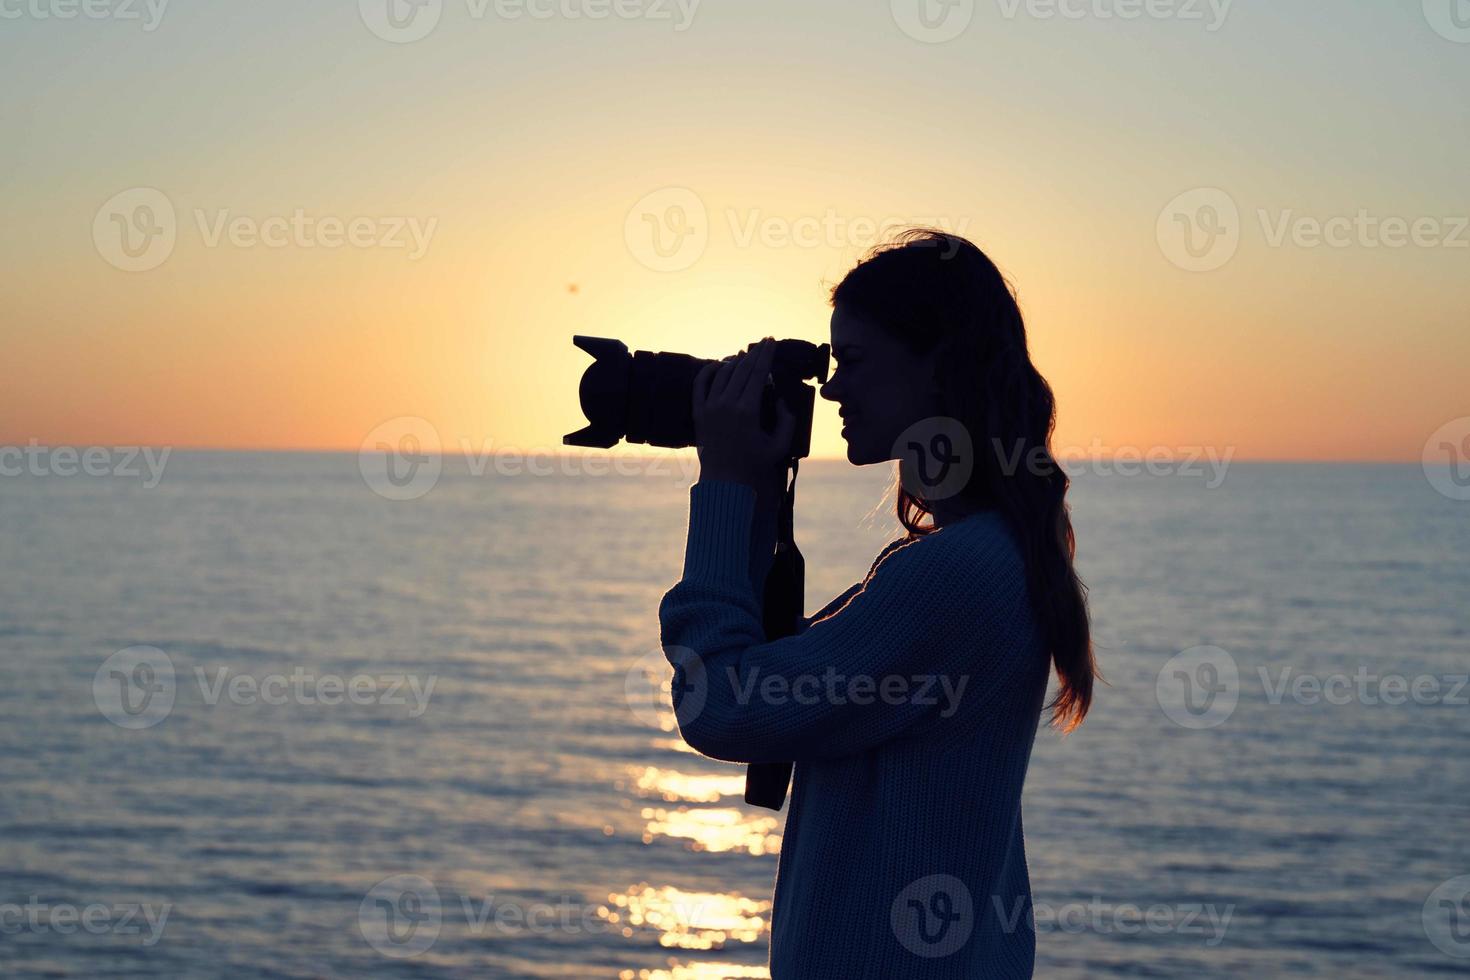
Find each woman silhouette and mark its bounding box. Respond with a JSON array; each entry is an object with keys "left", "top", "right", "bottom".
[{"left": 659, "top": 228, "right": 1096, "bottom": 978}]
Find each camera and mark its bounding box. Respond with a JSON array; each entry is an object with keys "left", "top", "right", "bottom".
[{"left": 563, "top": 336, "right": 831, "bottom": 459}]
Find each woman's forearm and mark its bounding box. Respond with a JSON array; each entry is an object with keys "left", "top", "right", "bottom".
[{"left": 695, "top": 468, "right": 785, "bottom": 602}]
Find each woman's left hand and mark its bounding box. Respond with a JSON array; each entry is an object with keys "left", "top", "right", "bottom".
[{"left": 693, "top": 337, "right": 797, "bottom": 490}]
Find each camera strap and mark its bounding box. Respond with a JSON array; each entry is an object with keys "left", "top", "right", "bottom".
[{"left": 744, "top": 458, "right": 802, "bottom": 811}]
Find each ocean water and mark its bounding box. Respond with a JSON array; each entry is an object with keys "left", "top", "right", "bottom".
[{"left": 1, "top": 453, "right": 1467, "bottom": 978}]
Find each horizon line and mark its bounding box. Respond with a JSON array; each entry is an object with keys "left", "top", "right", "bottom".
[{"left": 0, "top": 442, "right": 1431, "bottom": 466}]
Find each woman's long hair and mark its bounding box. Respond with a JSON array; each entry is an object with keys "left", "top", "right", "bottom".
[{"left": 830, "top": 228, "right": 1096, "bottom": 732}]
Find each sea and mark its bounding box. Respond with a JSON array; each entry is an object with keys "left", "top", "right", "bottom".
[{"left": 1, "top": 452, "right": 1467, "bottom": 978}]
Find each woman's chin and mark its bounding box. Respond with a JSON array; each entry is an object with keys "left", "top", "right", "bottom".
[{"left": 843, "top": 438, "right": 885, "bottom": 467}]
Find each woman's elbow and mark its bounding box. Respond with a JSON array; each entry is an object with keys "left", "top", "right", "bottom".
[{"left": 675, "top": 714, "right": 784, "bottom": 765}]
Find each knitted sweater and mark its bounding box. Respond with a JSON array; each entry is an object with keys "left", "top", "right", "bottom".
[{"left": 658, "top": 480, "right": 1050, "bottom": 979}]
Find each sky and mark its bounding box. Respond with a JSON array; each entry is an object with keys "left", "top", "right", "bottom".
[{"left": 2, "top": 0, "right": 1467, "bottom": 461}]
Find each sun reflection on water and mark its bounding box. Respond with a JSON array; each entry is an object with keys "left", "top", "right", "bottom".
[
  {"left": 622, "top": 765, "right": 783, "bottom": 854},
  {"left": 641, "top": 806, "right": 781, "bottom": 855},
  {"left": 601, "top": 884, "right": 770, "bottom": 951},
  {"left": 614, "top": 762, "right": 777, "bottom": 972},
  {"left": 625, "top": 765, "right": 747, "bottom": 803},
  {"left": 618, "top": 962, "right": 770, "bottom": 980}
]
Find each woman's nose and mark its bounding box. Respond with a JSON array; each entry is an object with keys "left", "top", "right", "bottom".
[{"left": 819, "top": 377, "right": 839, "bottom": 402}]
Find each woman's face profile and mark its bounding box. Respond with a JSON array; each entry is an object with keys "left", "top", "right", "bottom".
[{"left": 820, "top": 306, "right": 941, "bottom": 467}]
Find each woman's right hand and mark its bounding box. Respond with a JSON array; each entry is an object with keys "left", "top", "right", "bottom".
[{"left": 692, "top": 338, "right": 796, "bottom": 494}]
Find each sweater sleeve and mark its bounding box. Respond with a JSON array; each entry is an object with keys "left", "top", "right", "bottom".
[{"left": 658, "top": 480, "right": 1037, "bottom": 764}]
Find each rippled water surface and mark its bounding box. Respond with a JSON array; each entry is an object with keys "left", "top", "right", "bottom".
[{"left": 2, "top": 455, "right": 1467, "bottom": 977}]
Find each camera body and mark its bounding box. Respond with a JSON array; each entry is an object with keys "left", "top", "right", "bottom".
[{"left": 564, "top": 336, "right": 830, "bottom": 460}]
